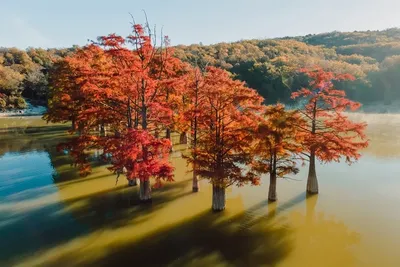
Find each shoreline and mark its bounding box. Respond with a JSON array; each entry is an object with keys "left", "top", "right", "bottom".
[
  {"left": 1, "top": 111, "right": 400, "bottom": 120},
  {"left": 0, "top": 114, "right": 45, "bottom": 118}
]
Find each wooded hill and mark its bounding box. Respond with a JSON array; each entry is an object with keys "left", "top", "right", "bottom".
[{"left": 2, "top": 28, "right": 400, "bottom": 110}]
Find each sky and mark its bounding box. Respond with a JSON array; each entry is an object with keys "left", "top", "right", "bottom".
[{"left": 1, "top": 0, "right": 400, "bottom": 49}]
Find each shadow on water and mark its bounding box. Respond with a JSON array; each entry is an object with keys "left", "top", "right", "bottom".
[
  {"left": 0, "top": 124, "right": 361, "bottom": 267},
  {"left": 0, "top": 178, "right": 193, "bottom": 267},
  {"left": 39, "top": 203, "right": 295, "bottom": 267},
  {"left": 1, "top": 177, "right": 361, "bottom": 267},
  {"left": 19, "top": 193, "right": 306, "bottom": 267},
  {"left": 0, "top": 126, "right": 199, "bottom": 266}
]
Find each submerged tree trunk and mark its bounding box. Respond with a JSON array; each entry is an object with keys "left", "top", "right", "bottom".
[
  {"left": 99, "top": 123, "right": 106, "bottom": 136},
  {"left": 77, "top": 122, "right": 84, "bottom": 136},
  {"left": 307, "top": 151, "right": 318, "bottom": 194},
  {"left": 127, "top": 97, "right": 133, "bottom": 129},
  {"left": 179, "top": 132, "right": 188, "bottom": 144},
  {"left": 268, "top": 152, "right": 278, "bottom": 201},
  {"left": 192, "top": 169, "right": 199, "bottom": 192},
  {"left": 138, "top": 91, "right": 152, "bottom": 202},
  {"left": 268, "top": 172, "right": 277, "bottom": 202},
  {"left": 139, "top": 180, "right": 152, "bottom": 202},
  {"left": 166, "top": 128, "right": 173, "bottom": 153},
  {"left": 166, "top": 128, "right": 171, "bottom": 139},
  {"left": 212, "top": 185, "right": 225, "bottom": 211},
  {"left": 71, "top": 117, "right": 76, "bottom": 131},
  {"left": 307, "top": 99, "right": 319, "bottom": 194},
  {"left": 134, "top": 98, "right": 139, "bottom": 129}
]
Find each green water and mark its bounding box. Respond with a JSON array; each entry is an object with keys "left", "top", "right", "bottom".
[{"left": 0, "top": 114, "right": 400, "bottom": 267}]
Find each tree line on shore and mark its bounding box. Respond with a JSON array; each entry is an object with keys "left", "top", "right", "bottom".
[
  {"left": 3, "top": 27, "right": 400, "bottom": 111},
  {"left": 44, "top": 22, "right": 368, "bottom": 211}
]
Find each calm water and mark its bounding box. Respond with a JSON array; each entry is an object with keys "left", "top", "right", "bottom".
[{"left": 1, "top": 114, "right": 400, "bottom": 267}]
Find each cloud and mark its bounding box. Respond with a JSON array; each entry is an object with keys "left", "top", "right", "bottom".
[{"left": 0, "top": 15, "right": 55, "bottom": 48}]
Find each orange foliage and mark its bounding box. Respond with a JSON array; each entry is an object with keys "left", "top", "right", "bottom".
[
  {"left": 292, "top": 67, "right": 369, "bottom": 164},
  {"left": 51, "top": 23, "right": 185, "bottom": 186},
  {"left": 188, "top": 67, "right": 264, "bottom": 188},
  {"left": 252, "top": 104, "right": 304, "bottom": 179}
]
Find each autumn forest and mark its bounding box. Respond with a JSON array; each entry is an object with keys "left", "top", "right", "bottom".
[
  {"left": 3, "top": 27, "right": 400, "bottom": 112},
  {"left": 0, "top": 20, "right": 360, "bottom": 211},
  {"left": 5, "top": 1, "right": 400, "bottom": 264}
]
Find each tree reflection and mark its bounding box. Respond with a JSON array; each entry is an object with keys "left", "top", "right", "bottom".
[{"left": 281, "top": 194, "right": 361, "bottom": 267}]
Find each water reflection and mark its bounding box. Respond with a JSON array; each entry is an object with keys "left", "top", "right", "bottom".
[
  {"left": 279, "top": 195, "right": 361, "bottom": 267},
  {"left": 43, "top": 209, "right": 292, "bottom": 266},
  {"left": 1, "top": 115, "right": 400, "bottom": 267},
  {"left": 0, "top": 152, "right": 57, "bottom": 201}
]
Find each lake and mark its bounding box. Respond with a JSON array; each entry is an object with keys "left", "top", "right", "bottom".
[{"left": 0, "top": 114, "right": 400, "bottom": 267}]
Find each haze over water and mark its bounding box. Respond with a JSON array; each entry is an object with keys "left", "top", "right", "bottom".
[{"left": 0, "top": 114, "right": 400, "bottom": 267}]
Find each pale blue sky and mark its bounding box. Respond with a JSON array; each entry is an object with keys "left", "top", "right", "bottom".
[{"left": 1, "top": 0, "right": 400, "bottom": 49}]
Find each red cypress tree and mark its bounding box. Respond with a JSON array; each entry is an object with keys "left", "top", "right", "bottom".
[
  {"left": 49, "top": 21, "right": 184, "bottom": 202},
  {"left": 252, "top": 104, "right": 304, "bottom": 201},
  {"left": 44, "top": 55, "right": 84, "bottom": 131},
  {"left": 179, "top": 65, "right": 208, "bottom": 192},
  {"left": 292, "top": 67, "right": 369, "bottom": 194},
  {"left": 189, "top": 67, "right": 264, "bottom": 211}
]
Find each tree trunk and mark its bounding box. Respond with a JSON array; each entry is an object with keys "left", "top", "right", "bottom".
[
  {"left": 127, "top": 97, "right": 133, "bottom": 129},
  {"left": 166, "top": 128, "right": 171, "bottom": 139},
  {"left": 212, "top": 185, "right": 225, "bottom": 211},
  {"left": 139, "top": 180, "right": 152, "bottom": 202},
  {"left": 308, "top": 99, "right": 319, "bottom": 194},
  {"left": 134, "top": 113, "right": 139, "bottom": 129},
  {"left": 141, "top": 106, "right": 147, "bottom": 130},
  {"left": 128, "top": 178, "right": 137, "bottom": 186},
  {"left": 71, "top": 117, "right": 76, "bottom": 131},
  {"left": 192, "top": 169, "right": 199, "bottom": 192},
  {"left": 139, "top": 102, "right": 152, "bottom": 202},
  {"left": 100, "top": 123, "right": 106, "bottom": 136},
  {"left": 179, "top": 132, "right": 188, "bottom": 144},
  {"left": 268, "top": 172, "right": 277, "bottom": 201},
  {"left": 134, "top": 99, "right": 139, "bottom": 129},
  {"left": 307, "top": 152, "right": 318, "bottom": 194},
  {"left": 77, "top": 122, "right": 84, "bottom": 136},
  {"left": 166, "top": 128, "right": 173, "bottom": 152}
]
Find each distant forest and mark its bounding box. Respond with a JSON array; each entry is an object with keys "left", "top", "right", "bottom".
[{"left": 2, "top": 28, "right": 400, "bottom": 110}]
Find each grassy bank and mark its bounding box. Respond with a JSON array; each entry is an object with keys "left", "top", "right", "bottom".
[{"left": 0, "top": 116, "right": 70, "bottom": 133}]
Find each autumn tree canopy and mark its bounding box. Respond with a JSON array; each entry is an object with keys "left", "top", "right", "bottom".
[
  {"left": 175, "top": 65, "right": 206, "bottom": 192},
  {"left": 44, "top": 19, "right": 371, "bottom": 210},
  {"left": 292, "top": 67, "right": 369, "bottom": 194},
  {"left": 46, "top": 22, "right": 185, "bottom": 202},
  {"left": 252, "top": 103, "right": 304, "bottom": 201},
  {"left": 186, "top": 66, "right": 264, "bottom": 211}
]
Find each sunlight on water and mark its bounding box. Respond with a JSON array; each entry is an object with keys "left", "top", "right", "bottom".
[{"left": 1, "top": 114, "right": 400, "bottom": 267}]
